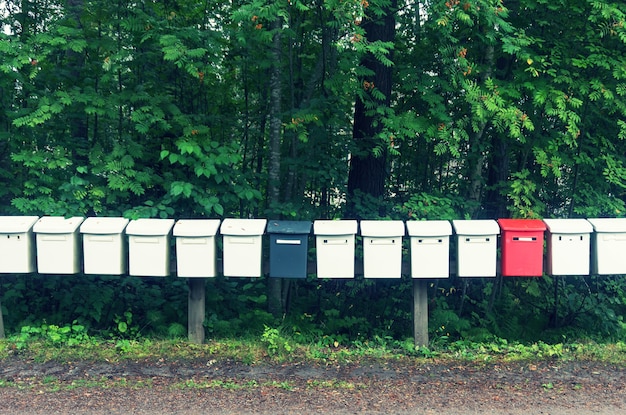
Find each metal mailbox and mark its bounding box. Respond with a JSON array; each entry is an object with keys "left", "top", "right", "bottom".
[
  {"left": 266, "top": 220, "right": 312, "bottom": 278},
  {"left": 360, "top": 220, "right": 405, "bottom": 278},
  {"left": 126, "top": 218, "right": 175, "bottom": 277},
  {"left": 314, "top": 220, "right": 358, "bottom": 279},
  {"left": 0, "top": 216, "right": 39, "bottom": 273},
  {"left": 173, "top": 219, "right": 220, "bottom": 278},
  {"left": 220, "top": 218, "right": 267, "bottom": 277},
  {"left": 33, "top": 216, "right": 85, "bottom": 274},
  {"left": 586, "top": 218, "right": 626, "bottom": 275},
  {"left": 543, "top": 218, "right": 593, "bottom": 276},
  {"left": 80, "top": 217, "right": 129, "bottom": 275},
  {"left": 452, "top": 220, "right": 500, "bottom": 277},
  {"left": 497, "top": 219, "right": 546, "bottom": 277},
  {"left": 406, "top": 220, "right": 452, "bottom": 279}
]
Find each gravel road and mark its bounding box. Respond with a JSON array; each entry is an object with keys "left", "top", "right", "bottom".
[{"left": 0, "top": 358, "right": 624, "bottom": 414}]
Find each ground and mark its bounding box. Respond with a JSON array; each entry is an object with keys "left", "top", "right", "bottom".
[{"left": 1, "top": 357, "right": 625, "bottom": 414}]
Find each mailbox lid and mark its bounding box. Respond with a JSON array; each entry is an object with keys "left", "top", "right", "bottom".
[
  {"left": 452, "top": 220, "right": 500, "bottom": 236},
  {"left": 587, "top": 218, "right": 626, "bottom": 233},
  {"left": 266, "top": 220, "right": 312, "bottom": 235},
  {"left": 126, "top": 218, "right": 175, "bottom": 236},
  {"left": 0, "top": 216, "right": 39, "bottom": 233},
  {"left": 313, "top": 220, "right": 358, "bottom": 236},
  {"left": 360, "top": 220, "right": 405, "bottom": 237},
  {"left": 33, "top": 216, "right": 85, "bottom": 234},
  {"left": 497, "top": 218, "right": 546, "bottom": 232},
  {"left": 220, "top": 218, "right": 267, "bottom": 236},
  {"left": 173, "top": 219, "right": 221, "bottom": 237},
  {"left": 80, "top": 217, "right": 129, "bottom": 234},
  {"left": 406, "top": 220, "right": 452, "bottom": 237},
  {"left": 543, "top": 218, "right": 593, "bottom": 234}
]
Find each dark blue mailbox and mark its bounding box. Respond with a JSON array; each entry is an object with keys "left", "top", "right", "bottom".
[{"left": 267, "top": 220, "right": 312, "bottom": 278}]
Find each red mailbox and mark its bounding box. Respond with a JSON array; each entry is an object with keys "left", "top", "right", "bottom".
[{"left": 497, "top": 219, "right": 547, "bottom": 277}]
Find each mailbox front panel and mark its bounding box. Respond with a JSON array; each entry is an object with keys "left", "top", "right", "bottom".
[
  {"left": 223, "top": 235, "right": 263, "bottom": 277},
  {"left": 593, "top": 232, "right": 626, "bottom": 275},
  {"left": 269, "top": 234, "right": 308, "bottom": 278},
  {"left": 36, "top": 233, "right": 81, "bottom": 274},
  {"left": 175, "top": 236, "right": 217, "bottom": 278},
  {"left": 547, "top": 233, "right": 590, "bottom": 276},
  {"left": 315, "top": 234, "right": 355, "bottom": 278},
  {"left": 363, "top": 236, "right": 402, "bottom": 278},
  {"left": 500, "top": 230, "right": 545, "bottom": 277},
  {"left": 128, "top": 235, "right": 170, "bottom": 277},
  {"left": 0, "top": 232, "right": 36, "bottom": 273},
  {"left": 456, "top": 234, "right": 497, "bottom": 277},
  {"left": 410, "top": 235, "right": 450, "bottom": 278},
  {"left": 83, "top": 233, "right": 126, "bottom": 275}
]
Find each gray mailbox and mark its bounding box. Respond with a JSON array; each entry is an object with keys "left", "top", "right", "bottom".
[{"left": 267, "top": 220, "right": 312, "bottom": 278}]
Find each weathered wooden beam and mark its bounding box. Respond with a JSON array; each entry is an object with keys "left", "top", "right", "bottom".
[
  {"left": 0, "top": 297, "right": 5, "bottom": 339},
  {"left": 187, "top": 278, "right": 206, "bottom": 344},
  {"left": 413, "top": 279, "right": 429, "bottom": 348}
]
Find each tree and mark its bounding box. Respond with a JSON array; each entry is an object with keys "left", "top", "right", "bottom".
[{"left": 347, "top": 0, "right": 397, "bottom": 217}]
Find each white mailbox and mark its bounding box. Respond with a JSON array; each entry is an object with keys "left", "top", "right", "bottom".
[
  {"left": 173, "top": 219, "right": 220, "bottom": 278},
  {"left": 0, "top": 216, "right": 39, "bottom": 273},
  {"left": 314, "top": 220, "right": 358, "bottom": 279},
  {"left": 543, "top": 219, "right": 593, "bottom": 276},
  {"left": 220, "top": 218, "right": 267, "bottom": 277},
  {"left": 587, "top": 218, "right": 626, "bottom": 275},
  {"left": 80, "top": 217, "right": 129, "bottom": 275},
  {"left": 33, "top": 216, "right": 85, "bottom": 274},
  {"left": 360, "top": 220, "right": 405, "bottom": 278},
  {"left": 126, "top": 218, "right": 175, "bottom": 277},
  {"left": 452, "top": 220, "right": 500, "bottom": 277},
  {"left": 406, "top": 220, "right": 452, "bottom": 279}
]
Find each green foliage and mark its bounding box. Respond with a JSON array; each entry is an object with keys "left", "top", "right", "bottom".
[
  {"left": 261, "top": 325, "right": 293, "bottom": 356},
  {"left": 2, "top": 0, "right": 626, "bottom": 347},
  {"left": 11, "top": 322, "right": 93, "bottom": 350}
]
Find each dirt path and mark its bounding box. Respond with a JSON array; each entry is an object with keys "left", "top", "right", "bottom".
[{"left": 1, "top": 358, "right": 625, "bottom": 414}]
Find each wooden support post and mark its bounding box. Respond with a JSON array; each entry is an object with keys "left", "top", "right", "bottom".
[
  {"left": 413, "top": 279, "right": 428, "bottom": 348},
  {"left": 188, "top": 278, "right": 206, "bottom": 344},
  {"left": 0, "top": 298, "right": 5, "bottom": 339}
]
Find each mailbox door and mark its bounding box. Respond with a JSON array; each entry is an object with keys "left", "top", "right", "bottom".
[
  {"left": 176, "top": 236, "right": 217, "bottom": 278},
  {"left": 223, "top": 235, "right": 263, "bottom": 277},
  {"left": 269, "top": 234, "right": 308, "bottom": 278},
  {"left": 0, "top": 232, "right": 36, "bottom": 273},
  {"left": 456, "top": 234, "right": 497, "bottom": 277},
  {"left": 83, "top": 233, "right": 127, "bottom": 275},
  {"left": 128, "top": 235, "right": 170, "bottom": 277},
  {"left": 547, "top": 233, "right": 590, "bottom": 276},
  {"left": 316, "top": 234, "right": 355, "bottom": 278},
  {"left": 36, "top": 233, "right": 81, "bottom": 274},
  {"left": 594, "top": 232, "right": 626, "bottom": 275},
  {"left": 363, "top": 236, "right": 402, "bottom": 278},
  {"left": 410, "top": 235, "right": 450, "bottom": 278},
  {"left": 501, "top": 230, "right": 545, "bottom": 277}
]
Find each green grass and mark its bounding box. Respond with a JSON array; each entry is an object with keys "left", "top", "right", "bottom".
[
  {"left": 1, "top": 327, "right": 626, "bottom": 367},
  {"left": 1, "top": 333, "right": 626, "bottom": 393}
]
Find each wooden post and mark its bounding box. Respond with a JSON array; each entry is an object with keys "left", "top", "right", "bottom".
[
  {"left": 413, "top": 279, "right": 428, "bottom": 348},
  {"left": 188, "top": 278, "right": 206, "bottom": 344},
  {"left": 0, "top": 298, "right": 5, "bottom": 339}
]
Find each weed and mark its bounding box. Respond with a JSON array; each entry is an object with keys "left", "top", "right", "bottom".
[{"left": 261, "top": 326, "right": 293, "bottom": 357}]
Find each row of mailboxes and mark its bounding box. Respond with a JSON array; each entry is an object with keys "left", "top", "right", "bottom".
[{"left": 2, "top": 216, "right": 626, "bottom": 278}]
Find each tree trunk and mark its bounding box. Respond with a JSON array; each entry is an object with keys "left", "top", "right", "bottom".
[
  {"left": 267, "top": 18, "right": 285, "bottom": 319},
  {"left": 466, "top": 44, "right": 495, "bottom": 217},
  {"left": 346, "top": 1, "right": 397, "bottom": 216}
]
